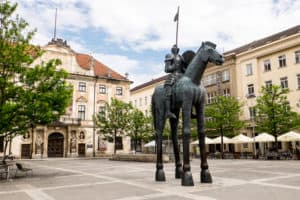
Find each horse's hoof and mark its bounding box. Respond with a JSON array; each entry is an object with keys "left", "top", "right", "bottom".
[
  {"left": 175, "top": 167, "right": 183, "bottom": 179},
  {"left": 155, "top": 169, "right": 166, "bottom": 182},
  {"left": 201, "top": 169, "right": 212, "bottom": 183},
  {"left": 181, "top": 171, "right": 194, "bottom": 186}
]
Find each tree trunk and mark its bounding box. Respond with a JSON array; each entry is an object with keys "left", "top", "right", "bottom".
[
  {"left": 221, "top": 127, "right": 224, "bottom": 159},
  {"left": 2, "top": 137, "right": 9, "bottom": 164},
  {"left": 31, "top": 126, "right": 34, "bottom": 159},
  {"left": 275, "top": 135, "right": 278, "bottom": 153},
  {"left": 113, "top": 130, "right": 116, "bottom": 155},
  {"left": 8, "top": 136, "right": 12, "bottom": 155},
  {"left": 134, "top": 131, "right": 138, "bottom": 154}
]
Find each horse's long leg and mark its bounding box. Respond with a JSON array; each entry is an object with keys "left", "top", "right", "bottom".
[
  {"left": 196, "top": 98, "right": 212, "bottom": 183},
  {"left": 181, "top": 97, "right": 194, "bottom": 186},
  {"left": 170, "top": 109, "right": 182, "bottom": 179},
  {"left": 154, "top": 105, "right": 166, "bottom": 182}
]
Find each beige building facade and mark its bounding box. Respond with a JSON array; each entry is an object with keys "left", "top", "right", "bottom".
[
  {"left": 1, "top": 38, "right": 132, "bottom": 159},
  {"left": 130, "top": 25, "right": 300, "bottom": 153},
  {"left": 228, "top": 25, "right": 300, "bottom": 152},
  {"left": 130, "top": 76, "right": 166, "bottom": 115}
]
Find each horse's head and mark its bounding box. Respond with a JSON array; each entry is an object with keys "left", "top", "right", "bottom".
[{"left": 200, "top": 41, "right": 224, "bottom": 65}]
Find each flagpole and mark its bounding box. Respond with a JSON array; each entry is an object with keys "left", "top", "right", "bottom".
[
  {"left": 54, "top": 8, "right": 57, "bottom": 39},
  {"left": 175, "top": 6, "right": 179, "bottom": 47}
]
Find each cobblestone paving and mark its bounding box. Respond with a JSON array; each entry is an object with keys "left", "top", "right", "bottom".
[{"left": 0, "top": 158, "right": 300, "bottom": 200}]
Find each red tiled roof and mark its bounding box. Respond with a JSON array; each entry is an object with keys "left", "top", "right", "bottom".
[
  {"left": 75, "top": 53, "right": 127, "bottom": 81},
  {"left": 130, "top": 75, "right": 167, "bottom": 92}
]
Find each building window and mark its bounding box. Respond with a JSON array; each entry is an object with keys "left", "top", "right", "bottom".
[
  {"left": 280, "top": 77, "right": 288, "bottom": 89},
  {"left": 205, "top": 74, "right": 217, "bottom": 86},
  {"left": 99, "top": 106, "right": 106, "bottom": 118},
  {"left": 249, "top": 107, "right": 256, "bottom": 120},
  {"left": 99, "top": 85, "right": 106, "bottom": 94},
  {"left": 263, "top": 60, "right": 271, "bottom": 72},
  {"left": 78, "top": 105, "right": 86, "bottom": 120},
  {"left": 246, "top": 64, "right": 253, "bottom": 76},
  {"left": 247, "top": 84, "right": 255, "bottom": 97},
  {"left": 134, "top": 100, "right": 137, "bottom": 107},
  {"left": 139, "top": 98, "right": 142, "bottom": 106},
  {"left": 115, "top": 136, "right": 123, "bottom": 150},
  {"left": 284, "top": 102, "right": 291, "bottom": 112},
  {"left": 78, "top": 82, "right": 86, "bottom": 92},
  {"left": 278, "top": 55, "right": 286, "bottom": 68},
  {"left": 0, "top": 136, "right": 3, "bottom": 153},
  {"left": 222, "top": 70, "right": 230, "bottom": 82},
  {"left": 116, "top": 87, "right": 123, "bottom": 95},
  {"left": 265, "top": 80, "right": 272, "bottom": 88},
  {"left": 223, "top": 88, "right": 230, "bottom": 96},
  {"left": 295, "top": 51, "right": 300, "bottom": 64},
  {"left": 144, "top": 96, "right": 147, "bottom": 106},
  {"left": 297, "top": 74, "right": 300, "bottom": 89},
  {"left": 207, "top": 92, "right": 214, "bottom": 104}
]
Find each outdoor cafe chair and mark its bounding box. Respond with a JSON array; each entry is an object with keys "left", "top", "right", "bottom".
[{"left": 15, "top": 163, "right": 33, "bottom": 177}]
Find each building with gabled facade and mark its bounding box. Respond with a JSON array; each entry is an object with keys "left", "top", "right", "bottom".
[{"left": 1, "top": 38, "right": 132, "bottom": 158}]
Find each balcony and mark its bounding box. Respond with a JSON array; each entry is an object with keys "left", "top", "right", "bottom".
[
  {"left": 246, "top": 93, "right": 256, "bottom": 98},
  {"left": 60, "top": 117, "right": 81, "bottom": 126}
]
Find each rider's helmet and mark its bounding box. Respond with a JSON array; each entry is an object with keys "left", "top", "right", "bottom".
[{"left": 171, "top": 44, "right": 179, "bottom": 54}]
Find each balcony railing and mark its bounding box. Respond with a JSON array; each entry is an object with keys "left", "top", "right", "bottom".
[{"left": 60, "top": 117, "right": 81, "bottom": 125}]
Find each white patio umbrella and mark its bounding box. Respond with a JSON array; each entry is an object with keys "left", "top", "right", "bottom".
[
  {"left": 278, "top": 131, "right": 300, "bottom": 142},
  {"left": 191, "top": 137, "right": 214, "bottom": 145},
  {"left": 254, "top": 132, "right": 275, "bottom": 142},
  {"left": 144, "top": 140, "right": 156, "bottom": 147},
  {"left": 211, "top": 136, "right": 230, "bottom": 144},
  {"left": 228, "top": 134, "right": 253, "bottom": 144}
]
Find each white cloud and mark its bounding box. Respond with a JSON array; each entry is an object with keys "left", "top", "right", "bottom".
[
  {"left": 70, "top": 0, "right": 299, "bottom": 51},
  {"left": 17, "top": 0, "right": 300, "bottom": 51},
  {"left": 14, "top": 0, "right": 300, "bottom": 87},
  {"left": 93, "top": 52, "right": 165, "bottom": 87},
  {"left": 93, "top": 53, "right": 139, "bottom": 75}
]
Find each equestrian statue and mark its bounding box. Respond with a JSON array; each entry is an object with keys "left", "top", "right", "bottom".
[{"left": 151, "top": 41, "right": 224, "bottom": 186}]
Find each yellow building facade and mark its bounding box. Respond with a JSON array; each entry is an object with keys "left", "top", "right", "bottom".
[
  {"left": 1, "top": 38, "right": 132, "bottom": 158},
  {"left": 130, "top": 25, "right": 300, "bottom": 154}
]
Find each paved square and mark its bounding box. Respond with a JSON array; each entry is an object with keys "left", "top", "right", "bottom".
[{"left": 0, "top": 158, "right": 299, "bottom": 200}]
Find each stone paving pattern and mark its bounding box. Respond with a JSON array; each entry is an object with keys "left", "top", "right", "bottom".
[{"left": 0, "top": 158, "right": 300, "bottom": 200}]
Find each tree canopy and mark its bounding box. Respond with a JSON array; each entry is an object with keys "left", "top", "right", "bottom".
[
  {"left": 205, "top": 96, "right": 245, "bottom": 137},
  {"left": 205, "top": 95, "right": 245, "bottom": 158},
  {"left": 127, "top": 108, "right": 153, "bottom": 152},
  {"left": 94, "top": 98, "right": 132, "bottom": 154},
  {"left": 255, "top": 85, "right": 300, "bottom": 152},
  {"left": 0, "top": 2, "right": 73, "bottom": 158}
]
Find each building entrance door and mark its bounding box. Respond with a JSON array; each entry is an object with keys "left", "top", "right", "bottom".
[
  {"left": 78, "top": 143, "right": 85, "bottom": 156},
  {"left": 21, "top": 144, "right": 31, "bottom": 159},
  {"left": 48, "top": 132, "right": 64, "bottom": 157}
]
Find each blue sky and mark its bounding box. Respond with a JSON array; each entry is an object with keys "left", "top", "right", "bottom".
[{"left": 16, "top": 0, "right": 300, "bottom": 87}]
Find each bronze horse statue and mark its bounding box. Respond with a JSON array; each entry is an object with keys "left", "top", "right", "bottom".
[{"left": 151, "top": 41, "right": 224, "bottom": 186}]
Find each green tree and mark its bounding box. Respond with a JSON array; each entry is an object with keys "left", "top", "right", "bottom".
[
  {"left": 0, "top": 1, "right": 72, "bottom": 161},
  {"left": 205, "top": 96, "right": 245, "bottom": 158},
  {"left": 255, "top": 85, "right": 300, "bottom": 152},
  {"left": 127, "top": 108, "right": 153, "bottom": 153},
  {"left": 94, "top": 98, "right": 132, "bottom": 155}
]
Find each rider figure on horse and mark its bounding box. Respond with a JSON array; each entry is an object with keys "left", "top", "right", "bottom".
[{"left": 164, "top": 44, "right": 186, "bottom": 119}]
